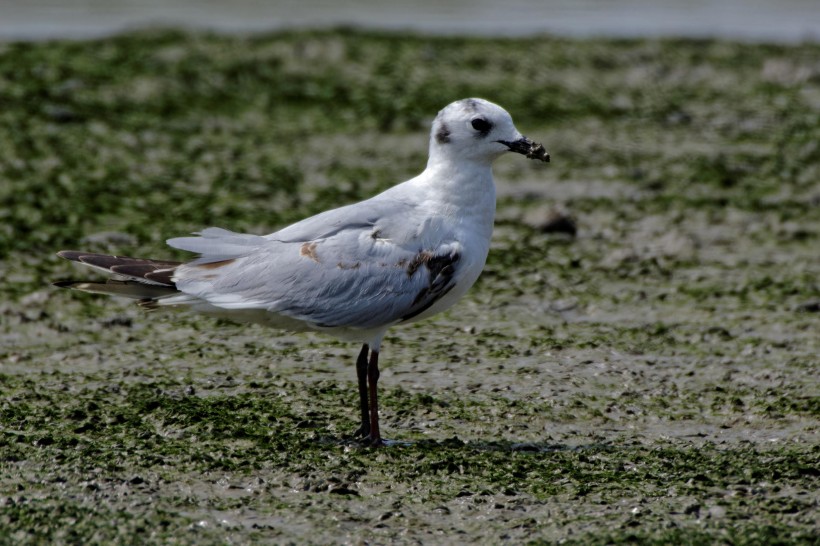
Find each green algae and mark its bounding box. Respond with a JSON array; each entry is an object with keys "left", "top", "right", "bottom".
[{"left": 0, "top": 29, "right": 818, "bottom": 544}]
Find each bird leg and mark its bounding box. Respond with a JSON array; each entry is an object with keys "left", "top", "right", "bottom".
[
  {"left": 366, "top": 349, "right": 383, "bottom": 446},
  {"left": 352, "top": 343, "right": 370, "bottom": 438}
]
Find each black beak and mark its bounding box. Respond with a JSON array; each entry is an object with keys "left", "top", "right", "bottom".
[{"left": 498, "top": 137, "right": 550, "bottom": 162}]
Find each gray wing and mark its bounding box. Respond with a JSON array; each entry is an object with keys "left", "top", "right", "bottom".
[{"left": 167, "top": 198, "right": 464, "bottom": 329}]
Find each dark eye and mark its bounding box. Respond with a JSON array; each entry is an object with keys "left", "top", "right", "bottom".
[{"left": 471, "top": 118, "right": 492, "bottom": 133}]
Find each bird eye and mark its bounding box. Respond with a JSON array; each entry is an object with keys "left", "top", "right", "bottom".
[{"left": 471, "top": 118, "right": 492, "bottom": 133}]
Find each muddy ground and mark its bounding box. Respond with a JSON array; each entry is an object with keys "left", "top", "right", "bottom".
[{"left": 0, "top": 30, "right": 818, "bottom": 544}]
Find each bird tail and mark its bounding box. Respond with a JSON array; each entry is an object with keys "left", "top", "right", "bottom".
[{"left": 54, "top": 251, "right": 182, "bottom": 306}]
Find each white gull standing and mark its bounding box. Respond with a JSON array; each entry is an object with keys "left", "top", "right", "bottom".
[{"left": 55, "top": 98, "right": 549, "bottom": 445}]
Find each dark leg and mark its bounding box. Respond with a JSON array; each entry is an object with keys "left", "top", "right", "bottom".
[
  {"left": 367, "top": 350, "right": 383, "bottom": 446},
  {"left": 353, "top": 343, "right": 370, "bottom": 438}
]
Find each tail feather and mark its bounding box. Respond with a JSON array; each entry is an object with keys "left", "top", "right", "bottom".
[{"left": 55, "top": 251, "right": 182, "bottom": 303}]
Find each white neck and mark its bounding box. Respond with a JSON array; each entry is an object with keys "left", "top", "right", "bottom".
[{"left": 415, "top": 148, "right": 497, "bottom": 241}]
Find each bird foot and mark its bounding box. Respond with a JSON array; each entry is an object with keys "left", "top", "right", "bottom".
[{"left": 346, "top": 431, "right": 383, "bottom": 447}]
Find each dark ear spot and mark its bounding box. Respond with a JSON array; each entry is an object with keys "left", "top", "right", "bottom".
[{"left": 436, "top": 122, "right": 451, "bottom": 144}]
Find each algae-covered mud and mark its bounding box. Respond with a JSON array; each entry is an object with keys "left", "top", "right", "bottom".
[{"left": 0, "top": 30, "right": 818, "bottom": 543}]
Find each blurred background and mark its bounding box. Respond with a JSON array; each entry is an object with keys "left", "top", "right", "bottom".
[{"left": 2, "top": 0, "right": 819, "bottom": 43}]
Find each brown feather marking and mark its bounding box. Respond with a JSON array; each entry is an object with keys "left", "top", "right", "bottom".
[
  {"left": 79, "top": 253, "right": 180, "bottom": 271},
  {"left": 300, "top": 242, "right": 320, "bottom": 263},
  {"left": 110, "top": 264, "right": 176, "bottom": 287},
  {"left": 400, "top": 250, "right": 461, "bottom": 321},
  {"left": 56, "top": 251, "right": 183, "bottom": 288},
  {"left": 406, "top": 251, "right": 433, "bottom": 276},
  {"left": 144, "top": 267, "right": 177, "bottom": 286},
  {"left": 196, "top": 259, "right": 236, "bottom": 270},
  {"left": 57, "top": 251, "right": 181, "bottom": 286}
]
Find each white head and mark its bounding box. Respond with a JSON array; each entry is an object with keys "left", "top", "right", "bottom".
[{"left": 428, "top": 98, "right": 549, "bottom": 166}]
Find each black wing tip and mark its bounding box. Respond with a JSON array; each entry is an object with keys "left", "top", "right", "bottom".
[{"left": 57, "top": 250, "right": 85, "bottom": 261}]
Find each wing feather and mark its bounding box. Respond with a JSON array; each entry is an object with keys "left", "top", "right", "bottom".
[{"left": 171, "top": 214, "right": 464, "bottom": 329}]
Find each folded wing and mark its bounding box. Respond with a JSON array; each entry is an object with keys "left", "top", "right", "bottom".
[{"left": 168, "top": 222, "right": 463, "bottom": 330}]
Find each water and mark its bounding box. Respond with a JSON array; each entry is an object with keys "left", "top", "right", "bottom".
[{"left": 1, "top": 0, "right": 818, "bottom": 43}]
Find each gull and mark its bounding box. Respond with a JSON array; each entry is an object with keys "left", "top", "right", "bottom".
[{"left": 55, "top": 98, "right": 549, "bottom": 446}]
